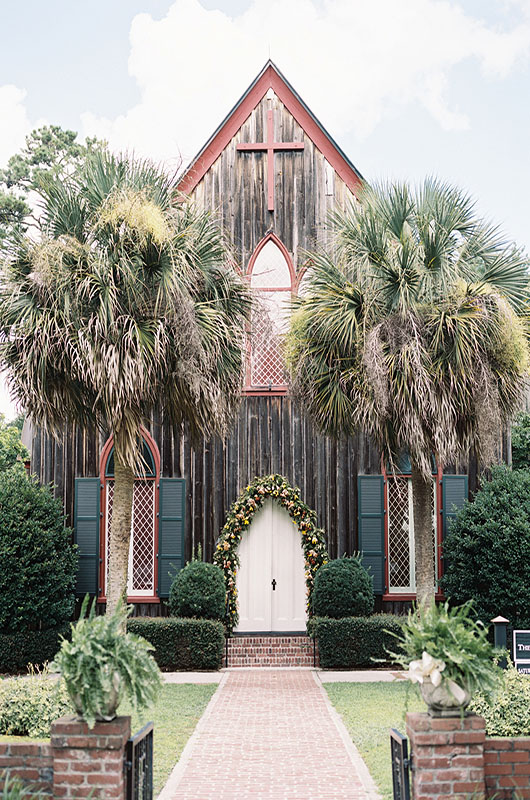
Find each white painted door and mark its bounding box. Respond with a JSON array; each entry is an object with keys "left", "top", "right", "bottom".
[{"left": 236, "top": 499, "right": 307, "bottom": 633}]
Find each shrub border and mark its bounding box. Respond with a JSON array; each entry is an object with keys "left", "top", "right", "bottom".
[{"left": 214, "top": 474, "right": 328, "bottom": 628}]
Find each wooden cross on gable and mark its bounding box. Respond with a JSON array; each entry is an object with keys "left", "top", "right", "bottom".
[{"left": 237, "top": 94, "right": 304, "bottom": 212}]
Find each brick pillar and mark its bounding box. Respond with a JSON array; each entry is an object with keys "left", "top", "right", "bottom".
[
  {"left": 51, "top": 715, "right": 131, "bottom": 799},
  {"left": 406, "top": 712, "right": 486, "bottom": 800}
]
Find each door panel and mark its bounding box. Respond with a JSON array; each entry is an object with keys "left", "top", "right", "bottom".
[
  {"left": 235, "top": 501, "right": 272, "bottom": 632},
  {"left": 271, "top": 504, "right": 307, "bottom": 631},
  {"left": 235, "top": 499, "right": 307, "bottom": 633}
]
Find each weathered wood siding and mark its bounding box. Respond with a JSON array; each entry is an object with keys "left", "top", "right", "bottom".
[
  {"left": 190, "top": 93, "right": 354, "bottom": 271},
  {"left": 31, "top": 397, "right": 381, "bottom": 563}
]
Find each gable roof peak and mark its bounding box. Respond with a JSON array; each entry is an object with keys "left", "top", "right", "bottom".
[{"left": 177, "top": 60, "right": 363, "bottom": 196}]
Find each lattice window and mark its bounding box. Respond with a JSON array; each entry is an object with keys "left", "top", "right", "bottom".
[
  {"left": 105, "top": 480, "right": 156, "bottom": 597},
  {"left": 248, "top": 238, "right": 293, "bottom": 388},
  {"left": 387, "top": 476, "right": 437, "bottom": 593},
  {"left": 388, "top": 477, "right": 412, "bottom": 591}
]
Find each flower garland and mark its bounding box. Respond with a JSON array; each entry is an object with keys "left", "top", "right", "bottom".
[{"left": 213, "top": 474, "right": 329, "bottom": 628}]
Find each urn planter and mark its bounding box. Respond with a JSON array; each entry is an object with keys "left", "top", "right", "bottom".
[
  {"left": 71, "top": 670, "right": 122, "bottom": 723},
  {"left": 420, "top": 678, "right": 471, "bottom": 717}
]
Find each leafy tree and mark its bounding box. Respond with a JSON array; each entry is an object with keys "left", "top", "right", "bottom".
[
  {"left": 0, "top": 414, "right": 28, "bottom": 473},
  {"left": 0, "top": 125, "right": 103, "bottom": 250},
  {"left": 512, "top": 411, "right": 530, "bottom": 470},
  {"left": 0, "top": 149, "right": 251, "bottom": 614},
  {"left": 441, "top": 466, "right": 530, "bottom": 629},
  {"left": 288, "top": 179, "right": 529, "bottom": 603}
]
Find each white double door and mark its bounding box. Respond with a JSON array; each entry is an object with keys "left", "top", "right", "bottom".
[{"left": 235, "top": 499, "right": 307, "bottom": 633}]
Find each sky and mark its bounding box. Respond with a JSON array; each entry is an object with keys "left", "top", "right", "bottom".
[{"left": 0, "top": 0, "right": 529, "bottom": 417}]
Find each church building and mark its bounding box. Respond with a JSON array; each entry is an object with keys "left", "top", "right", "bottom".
[{"left": 29, "top": 62, "right": 471, "bottom": 630}]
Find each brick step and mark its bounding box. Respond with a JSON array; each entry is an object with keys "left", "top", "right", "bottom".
[
  {"left": 223, "top": 635, "right": 319, "bottom": 668},
  {"left": 229, "top": 636, "right": 312, "bottom": 645},
  {"left": 228, "top": 659, "right": 314, "bottom": 667}
]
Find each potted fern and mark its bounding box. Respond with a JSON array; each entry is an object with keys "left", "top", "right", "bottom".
[
  {"left": 52, "top": 597, "right": 162, "bottom": 728},
  {"left": 396, "top": 600, "right": 500, "bottom": 716}
]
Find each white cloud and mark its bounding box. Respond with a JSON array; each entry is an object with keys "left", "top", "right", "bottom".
[
  {"left": 0, "top": 85, "right": 33, "bottom": 169},
  {"left": 80, "top": 0, "right": 530, "bottom": 164}
]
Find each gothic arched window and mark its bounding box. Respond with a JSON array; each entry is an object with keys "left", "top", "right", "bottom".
[
  {"left": 100, "top": 430, "right": 159, "bottom": 600},
  {"left": 247, "top": 234, "right": 296, "bottom": 391}
]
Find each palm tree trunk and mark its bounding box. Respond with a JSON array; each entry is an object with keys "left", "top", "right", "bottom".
[
  {"left": 411, "top": 463, "right": 435, "bottom": 605},
  {"left": 106, "top": 457, "right": 135, "bottom": 617}
]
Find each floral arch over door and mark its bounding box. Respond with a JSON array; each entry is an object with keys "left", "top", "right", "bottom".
[
  {"left": 99, "top": 427, "right": 160, "bottom": 601},
  {"left": 246, "top": 234, "right": 296, "bottom": 391},
  {"left": 214, "top": 474, "right": 328, "bottom": 628}
]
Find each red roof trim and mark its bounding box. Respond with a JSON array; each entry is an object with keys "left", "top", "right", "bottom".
[{"left": 178, "top": 62, "right": 363, "bottom": 197}]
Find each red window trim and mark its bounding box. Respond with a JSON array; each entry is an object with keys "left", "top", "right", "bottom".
[
  {"left": 244, "top": 233, "right": 296, "bottom": 394},
  {"left": 382, "top": 463, "right": 444, "bottom": 599},
  {"left": 98, "top": 426, "right": 161, "bottom": 604}
]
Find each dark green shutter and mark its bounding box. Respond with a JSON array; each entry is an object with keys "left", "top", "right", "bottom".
[
  {"left": 74, "top": 478, "right": 101, "bottom": 596},
  {"left": 358, "top": 475, "right": 386, "bottom": 594},
  {"left": 157, "top": 478, "right": 186, "bottom": 598},
  {"left": 442, "top": 475, "right": 468, "bottom": 538}
]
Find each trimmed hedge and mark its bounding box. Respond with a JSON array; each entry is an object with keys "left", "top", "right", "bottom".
[
  {"left": 310, "top": 615, "right": 405, "bottom": 669},
  {"left": 0, "top": 625, "right": 70, "bottom": 674},
  {"left": 127, "top": 617, "right": 225, "bottom": 671}
]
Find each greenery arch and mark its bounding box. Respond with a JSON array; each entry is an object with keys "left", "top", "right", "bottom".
[{"left": 214, "top": 474, "right": 329, "bottom": 627}]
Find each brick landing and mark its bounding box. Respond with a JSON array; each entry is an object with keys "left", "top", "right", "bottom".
[
  {"left": 223, "top": 634, "right": 318, "bottom": 667},
  {"left": 160, "top": 670, "right": 379, "bottom": 800}
]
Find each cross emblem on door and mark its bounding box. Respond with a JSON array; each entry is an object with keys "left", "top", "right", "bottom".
[{"left": 237, "top": 107, "right": 304, "bottom": 212}]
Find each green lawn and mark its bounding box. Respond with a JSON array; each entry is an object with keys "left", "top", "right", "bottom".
[
  {"left": 325, "top": 681, "right": 424, "bottom": 800},
  {"left": 120, "top": 683, "right": 217, "bottom": 796},
  {"left": 0, "top": 683, "right": 217, "bottom": 798}
]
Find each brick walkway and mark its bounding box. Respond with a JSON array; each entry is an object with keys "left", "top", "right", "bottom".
[{"left": 159, "top": 670, "right": 380, "bottom": 800}]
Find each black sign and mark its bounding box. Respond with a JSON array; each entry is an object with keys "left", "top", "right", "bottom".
[
  {"left": 390, "top": 728, "right": 411, "bottom": 800},
  {"left": 513, "top": 630, "right": 530, "bottom": 675}
]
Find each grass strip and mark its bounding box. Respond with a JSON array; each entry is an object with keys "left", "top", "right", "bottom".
[
  {"left": 120, "top": 682, "right": 217, "bottom": 796},
  {"left": 325, "top": 681, "right": 423, "bottom": 800}
]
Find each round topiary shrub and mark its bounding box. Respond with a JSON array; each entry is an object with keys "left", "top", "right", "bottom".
[
  {"left": 441, "top": 465, "right": 530, "bottom": 629},
  {"left": 312, "top": 555, "right": 374, "bottom": 618},
  {"left": 0, "top": 468, "right": 78, "bottom": 633},
  {"left": 169, "top": 560, "right": 226, "bottom": 620}
]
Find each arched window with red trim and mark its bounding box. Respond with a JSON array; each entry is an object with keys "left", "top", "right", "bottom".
[
  {"left": 246, "top": 234, "right": 296, "bottom": 392},
  {"left": 73, "top": 443, "right": 186, "bottom": 603},
  {"left": 99, "top": 429, "right": 160, "bottom": 601}
]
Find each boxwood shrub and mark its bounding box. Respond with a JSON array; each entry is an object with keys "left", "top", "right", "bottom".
[
  {"left": 127, "top": 617, "right": 225, "bottom": 671},
  {"left": 0, "top": 625, "right": 71, "bottom": 674},
  {"left": 168, "top": 561, "right": 226, "bottom": 621},
  {"left": 312, "top": 556, "right": 374, "bottom": 618},
  {"left": 310, "top": 615, "right": 405, "bottom": 669}
]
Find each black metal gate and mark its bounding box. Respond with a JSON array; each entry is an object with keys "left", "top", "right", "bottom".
[
  {"left": 125, "top": 721, "right": 154, "bottom": 800},
  {"left": 390, "top": 728, "right": 411, "bottom": 800}
]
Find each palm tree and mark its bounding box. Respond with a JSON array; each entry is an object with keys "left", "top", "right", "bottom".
[
  {"left": 288, "top": 179, "right": 529, "bottom": 603},
  {"left": 0, "top": 150, "right": 251, "bottom": 614}
]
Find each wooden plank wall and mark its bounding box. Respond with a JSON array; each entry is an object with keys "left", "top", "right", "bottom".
[
  {"left": 31, "top": 397, "right": 381, "bottom": 563},
  {"left": 190, "top": 94, "right": 353, "bottom": 276}
]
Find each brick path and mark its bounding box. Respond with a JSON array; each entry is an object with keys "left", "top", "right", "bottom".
[{"left": 160, "top": 670, "right": 380, "bottom": 800}]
